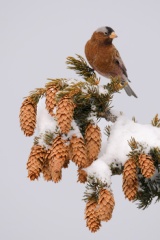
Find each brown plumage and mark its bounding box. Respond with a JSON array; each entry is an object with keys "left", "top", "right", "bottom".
[{"left": 85, "top": 26, "right": 137, "bottom": 98}]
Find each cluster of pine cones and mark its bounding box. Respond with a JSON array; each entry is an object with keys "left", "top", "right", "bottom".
[
  {"left": 85, "top": 188, "right": 115, "bottom": 232},
  {"left": 84, "top": 154, "right": 156, "bottom": 232},
  {"left": 19, "top": 82, "right": 156, "bottom": 233},
  {"left": 19, "top": 89, "right": 102, "bottom": 182},
  {"left": 19, "top": 83, "right": 109, "bottom": 232},
  {"left": 122, "top": 155, "right": 155, "bottom": 201}
]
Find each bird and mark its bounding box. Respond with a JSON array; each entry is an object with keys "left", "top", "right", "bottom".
[{"left": 85, "top": 26, "right": 137, "bottom": 98}]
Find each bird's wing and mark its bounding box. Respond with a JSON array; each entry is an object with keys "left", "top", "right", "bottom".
[{"left": 114, "top": 49, "right": 128, "bottom": 78}]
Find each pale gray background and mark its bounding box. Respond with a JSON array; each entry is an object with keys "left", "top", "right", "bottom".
[{"left": 1, "top": 0, "right": 160, "bottom": 239}]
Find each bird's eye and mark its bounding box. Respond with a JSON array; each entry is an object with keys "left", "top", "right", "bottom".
[{"left": 104, "top": 32, "right": 108, "bottom": 35}]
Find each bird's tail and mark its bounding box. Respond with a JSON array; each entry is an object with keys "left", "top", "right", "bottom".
[{"left": 124, "top": 83, "right": 137, "bottom": 98}]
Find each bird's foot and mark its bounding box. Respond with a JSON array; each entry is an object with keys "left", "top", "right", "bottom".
[{"left": 88, "top": 67, "right": 95, "bottom": 74}]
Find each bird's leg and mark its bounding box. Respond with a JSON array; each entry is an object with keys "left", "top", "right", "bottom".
[{"left": 88, "top": 67, "right": 95, "bottom": 74}]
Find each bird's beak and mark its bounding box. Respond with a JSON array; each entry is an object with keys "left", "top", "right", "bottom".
[{"left": 109, "top": 32, "right": 118, "bottom": 39}]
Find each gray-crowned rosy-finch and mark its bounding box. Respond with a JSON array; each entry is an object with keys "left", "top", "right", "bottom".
[{"left": 85, "top": 26, "right": 137, "bottom": 98}]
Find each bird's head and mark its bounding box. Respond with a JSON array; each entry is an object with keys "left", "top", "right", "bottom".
[{"left": 92, "top": 26, "right": 118, "bottom": 44}]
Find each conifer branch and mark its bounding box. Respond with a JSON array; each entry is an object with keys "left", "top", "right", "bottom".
[
  {"left": 43, "top": 131, "right": 55, "bottom": 146},
  {"left": 83, "top": 176, "right": 108, "bottom": 202},
  {"left": 134, "top": 173, "right": 160, "bottom": 209},
  {"left": 56, "top": 82, "right": 84, "bottom": 102},
  {"left": 66, "top": 55, "right": 99, "bottom": 84},
  {"left": 28, "top": 88, "right": 46, "bottom": 104},
  {"left": 127, "top": 137, "right": 146, "bottom": 161},
  {"left": 110, "top": 162, "right": 123, "bottom": 175},
  {"left": 34, "top": 136, "right": 41, "bottom": 145},
  {"left": 151, "top": 114, "right": 160, "bottom": 127},
  {"left": 106, "top": 77, "right": 124, "bottom": 94},
  {"left": 98, "top": 110, "right": 117, "bottom": 123},
  {"left": 45, "top": 78, "right": 68, "bottom": 89},
  {"left": 150, "top": 147, "right": 160, "bottom": 166}
]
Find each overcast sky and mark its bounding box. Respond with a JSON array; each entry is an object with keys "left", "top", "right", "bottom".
[{"left": 1, "top": 0, "right": 160, "bottom": 239}]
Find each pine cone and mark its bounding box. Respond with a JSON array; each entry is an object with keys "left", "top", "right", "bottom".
[
  {"left": 85, "top": 200, "right": 101, "bottom": 233},
  {"left": 122, "top": 158, "right": 138, "bottom": 201},
  {"left": 45, "top": 86, "right": 58, "bottom": 116},
  {"left": 138, "top": 154, "right": 155, "bottom": 178},
  {"left": 85, "top": 124, "right": 101, "bottom": 164},
  {"left": 123, "top": 158, "right": 137, "bottom": 184},
  {"left": 27, "top": 145, "right": 46, "bottom": 180},
  {"left": 56, "top": 97, "right": 75, "bottom": 133},
  {"left": 63, "top": 159, "right": 70, "bottom": 168},
  {"left": 63, "top": 144, "right": 71, "bottom": 168},
  {"left": 77, "top": 168, "right": 87, "bottom": 183},
  {"left": 97, "top": 189, "right": 115, "bottom": 222},
  {"left": 70, "top": 135, "right": 88, "bottom": 168},
  {"left": 123, "top": 180, "right": 138, "bottom": 201},
  {"left": 19, "top": 98, "right": 36, "bottom": 136},
  {"left": 49, "top": 136, "right": 68, "bottom": 183},
  {"left": 42, "top": 149, "right": 52, "bottom": 181}
]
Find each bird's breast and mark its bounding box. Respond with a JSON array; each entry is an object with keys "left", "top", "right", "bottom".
[{"left": 85, "top": 41, "right": 116, "bottom": 77}]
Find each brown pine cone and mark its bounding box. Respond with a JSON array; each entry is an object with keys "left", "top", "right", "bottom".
[
  {"left": 45, "top": 86, "right": 58, "bottom": 116},
  {"left": 56, "top": 97, "right": 75, "bottom": 133},
  {"left": 123, "top": 158, "right": 137, "bottom": 184},
  {"left": 138, "top": 154, "right": 155, "bottom": 178},
  {"left": 62, "top": 143, "right": 71, "bottom": 169},
  {"left": 19, "top": 98, "right": 36, "bottom": 136},
  {"left": 123, "top": 180, "right": 138, "bottom": 201},
  {"left": 85, "top": 200, "right": 101, "bottom": 233},
  {"left": 77, "top": 168, "right": 87, "bottom": 183},
  {"left": 85, "top": 124, "right": 101, "bottom": 164},
  {"left": 49, "top": 136, "right": 68, "bottom": 183},
  {"left": 122, "top": 158, "right": 138, "bottom": 201},
  {"left": 42, "top": 149, "right": 52, "bottom": 181},
  {"left": 27, "top": 145, "right": 46, "bottom": 180},
  {"left": 63, "top": 159, "right": 70, "bottom": 169},
  {"left": 70, "top": 135, "right": 88, "bottom": 168},
  {"left": 97, "top": 189, "right": 115, "bottom": 222},
  {"left": 51, "top": 169, "right": 62, "bottom": 183}
]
